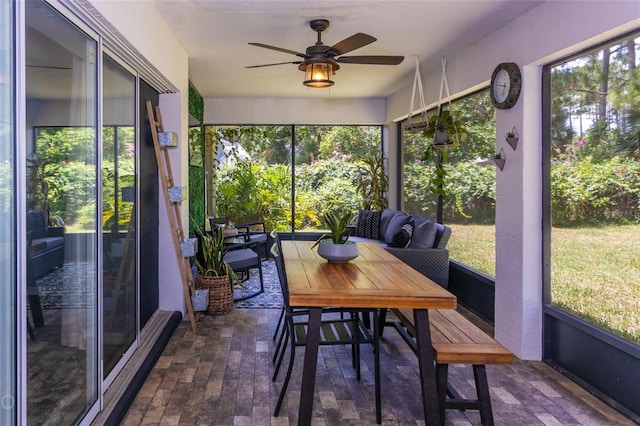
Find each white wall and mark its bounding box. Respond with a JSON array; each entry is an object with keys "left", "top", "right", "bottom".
[
  {"left": 385, "top": 1, "right": 640, "bottom": 359},
  {"left": 204, "top": 97, "right": 386, "bottom": 125}
]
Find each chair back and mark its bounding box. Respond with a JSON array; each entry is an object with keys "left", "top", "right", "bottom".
[{"left": 270, "top": 230, "right": 291, "bottom": 307}]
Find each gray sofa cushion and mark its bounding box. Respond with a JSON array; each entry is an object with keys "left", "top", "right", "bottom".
[
  {"left": 380, "top": 209, "right": 402, "bottom": 240},
  {"left": 408, "top": 217, "right": 437, "bottom": 249},
  {"left": 384, "top": 211, "right": 411, "bottom": 244}
]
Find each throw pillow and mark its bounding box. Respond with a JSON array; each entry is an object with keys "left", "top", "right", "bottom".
[
  {"left": 408, "top": 218, "right": 437, "bottom": 249},
  {"left": 384, "top": 212, "right": 411, "bottom": 244},
  {"left": 380, "top": 208, "right": 402, "bottom": 239},
  {"left": 356, "top": 210, "right": 381, "bottom": 240},
  {"left": 389, "top": 222, "right": 413, "bottom": 248}
]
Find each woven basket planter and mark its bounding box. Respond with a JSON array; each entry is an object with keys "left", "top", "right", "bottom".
[{"left": 197, "top": 272, "right": 232, "bottom": 314}]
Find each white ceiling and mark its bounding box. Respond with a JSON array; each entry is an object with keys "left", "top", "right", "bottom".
[{"left": 152, "top": 0, "right": 542, "bottom": 99}]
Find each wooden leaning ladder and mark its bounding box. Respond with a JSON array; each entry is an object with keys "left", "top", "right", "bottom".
[{"left": 146, "top": 101, "right": 198, "bottom": 333}]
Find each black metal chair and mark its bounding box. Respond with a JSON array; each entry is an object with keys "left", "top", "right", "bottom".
[
  {"left": 270, "top": 232, "right": 381, "bottom": 422},
  {"left": 222, "top": 228, "right": 266, "bottom": 302}
]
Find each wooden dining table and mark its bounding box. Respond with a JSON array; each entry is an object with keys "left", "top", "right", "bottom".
[{"left": 282, "top": 240, "right": 457, "bottom": 425}]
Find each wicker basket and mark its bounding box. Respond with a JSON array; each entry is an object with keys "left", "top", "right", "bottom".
[{"left": 197, "top": 272, "right": 232, "bottom": 314}]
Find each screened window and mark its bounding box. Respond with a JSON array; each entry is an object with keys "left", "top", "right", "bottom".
[
  {"left": 401, "top": 90, "right": 496, "bottom": 276},
  {"left": 546, "top": 33, "right": 640, "bottom": 345},
  {"left": 205, "top": 125, "right": 382, "bottom": 233}
]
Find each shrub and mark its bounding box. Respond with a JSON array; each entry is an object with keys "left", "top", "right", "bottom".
[{"left": 551, "top": 157, "right": 640, "bottom": 226}]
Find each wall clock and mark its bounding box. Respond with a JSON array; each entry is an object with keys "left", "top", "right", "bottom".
[{"left": 490, "top": 62, "right": 521, "bottom": 109}]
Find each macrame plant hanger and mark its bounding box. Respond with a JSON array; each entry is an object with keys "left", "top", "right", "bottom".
[
  {"left": 433, "top": 58, "right": 460, "bottom": 147},
  {"left": 405, "top": 56, "right": 429, "bottom": 132}
]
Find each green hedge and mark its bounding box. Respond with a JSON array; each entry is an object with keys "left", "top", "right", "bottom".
[
  {"left": 550, "top": 157, "right": 640, "bottom": 226},
  {"left": 406, "top": 156, "right": 640, "bottom": 226}
]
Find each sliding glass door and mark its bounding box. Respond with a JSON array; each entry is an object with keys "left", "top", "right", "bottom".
[
  {"left": 0, "top": 1, "right": 16, "bottom": 423},
  {"left": 26, "top": 1, "right": 99, "bottom": 423},
  {"left": 102, "top": 54, "right": 137, "bottom": 382}
]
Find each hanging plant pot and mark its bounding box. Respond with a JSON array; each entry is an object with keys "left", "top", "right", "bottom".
[
  {"left": 168, "top": 186, "right": 186, "bottom": 203},
  {"left": 191, "top": 289, "right": 209, "bottom": 312},
  {"left": 433, "top": 130, "right": 450, "bottom": 146},
  {"left": 180, "top": 237, "right": 198, "bottom": 257},
  {"left": 158, "top": 131, "right": 178, "bottom": 147},
  {"left": 505, "top": 126, "right": 519, "bottom": 150}
]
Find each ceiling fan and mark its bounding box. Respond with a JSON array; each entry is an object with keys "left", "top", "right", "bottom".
[{"left": 246, "top": 19, "right": 404, "bottom": 88}]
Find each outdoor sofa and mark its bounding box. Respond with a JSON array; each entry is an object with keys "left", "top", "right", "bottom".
[{"left": 349, "top": 208, "right": 451, "bottom": 288}]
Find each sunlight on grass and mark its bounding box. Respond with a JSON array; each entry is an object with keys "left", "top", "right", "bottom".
[
  {"left": 447, "top": 223, "right": 639, "bottom": 345},
  {"left": 448, "top": 224, "right": 496, "bottom": 277}
]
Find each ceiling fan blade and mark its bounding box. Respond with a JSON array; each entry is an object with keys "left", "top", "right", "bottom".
[
  {"left": 328, "top": 33, "right": 376, "bottom": 56},
  {"left": 245, "top": 61, "right": 302, "bottom": 69},
  {"left": 337, "top": 55, "right": 405, "bottom": 65},
  {"left": 248, "top": 42, "right": 306, "bottom": 58}
]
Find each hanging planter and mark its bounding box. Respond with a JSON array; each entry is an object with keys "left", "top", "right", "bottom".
[
  {"left": 493, "top": 151, "right": 506, "bottom": 171},
  {"left": 404, "top": 57, "right": 429, "bottom": 133},
  {"left": 505, "top": 126, "right": 519, "bottom": 150},
  {"left": 190, "top": 289, "right": 209, "bottom": 312},
  {"left": 180, "top": 237, "right": 198, "bottom": 257},
  {"left": 158, "top": 131, "right": 178, "bottom": 148},
  {"left": 168, "top": 186, "right": 186, "bottom": 203},
  {"left": 422, "top": 59, "right": 466, "bottom": 149}
]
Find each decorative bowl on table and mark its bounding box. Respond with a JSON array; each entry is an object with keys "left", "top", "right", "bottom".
[{"left": 316, "top": 240, "right": 359, "bottom": 263}]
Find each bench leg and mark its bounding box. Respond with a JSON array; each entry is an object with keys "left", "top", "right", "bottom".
[
  {"left": 473, "top": 364, "right": 494, "bottom": 426},
  {"left": 413, "top": 309, "right": 441, "bottom": 425},
  {"left": 436, "top": 363, "right": 448, "bottom": 425}
]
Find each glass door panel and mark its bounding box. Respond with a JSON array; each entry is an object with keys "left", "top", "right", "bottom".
[
  {"left": 26, "top": 1, "right": 98, "bottom": 423},
  {"left": 0, "top": 1, "right": 16, "bottom": 423},
  {"left": 102, "top": 55, "right": 137, "bottom": 379}
]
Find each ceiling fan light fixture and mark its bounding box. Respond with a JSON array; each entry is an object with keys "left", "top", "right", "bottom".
[{"left": 303, "top": 62, "right": 335, "bottom": 88}]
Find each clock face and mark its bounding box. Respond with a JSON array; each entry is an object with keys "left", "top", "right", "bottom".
[
  {"left": 490, "top": 62, "right": 521, "bottom": 109},
  {"left": 493, "top": 69, "right": 510, "bottom": 103}
]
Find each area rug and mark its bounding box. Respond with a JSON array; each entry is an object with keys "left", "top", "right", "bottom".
[
  {"left": 235, "top": 259, "right": 283, "bottom": 309},
  {"left": 34, "top": 260, "right": 282, "bottom": 310},
  {"left": 35, "top": 263, "right": 96, "bottom": 309}
]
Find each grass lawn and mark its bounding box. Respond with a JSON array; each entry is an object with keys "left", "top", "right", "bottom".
[{"left": 448, "top": 223, "right": 640, "bottom": 345}]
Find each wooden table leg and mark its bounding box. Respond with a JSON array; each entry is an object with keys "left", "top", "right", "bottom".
[
  {"left": 413, "top": 309, "right": 441, "bottom": 425},
  {"left": 298, "top": 307, "right": 322, "bottom": 426}
]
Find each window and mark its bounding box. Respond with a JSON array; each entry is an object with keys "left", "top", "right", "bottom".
[
  {"left": 205, "top": 125, "right": 382, "bottom": 233},
  {"left": 401, "top": 90, "right": 496, "bottom": 276},
  {"left": 546, "top": 33, "right": 640, "bottom": 345}
]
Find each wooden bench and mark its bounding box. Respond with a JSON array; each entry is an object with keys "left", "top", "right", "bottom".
[{"left": 390, "top": 308, "right": 513, "bottom": 426}]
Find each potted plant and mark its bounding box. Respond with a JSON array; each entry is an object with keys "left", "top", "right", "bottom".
[
  {"left": 422, "top": 110, "right": 467, "bottom": 148},
  {"left": 505, "top": 127, "right": 519, "bottom": 150},
  {"left": 193, "top": 226, "right": 237, "bottom": 314},
  {"left": 420, "top": 110, "right": 468, "bottom": 199},
  {"left": 312, "top": 211, "right": 359, "bottom": 263},
  {"left": 356, "top": 154, "right": 389, "bottom": 211}
]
